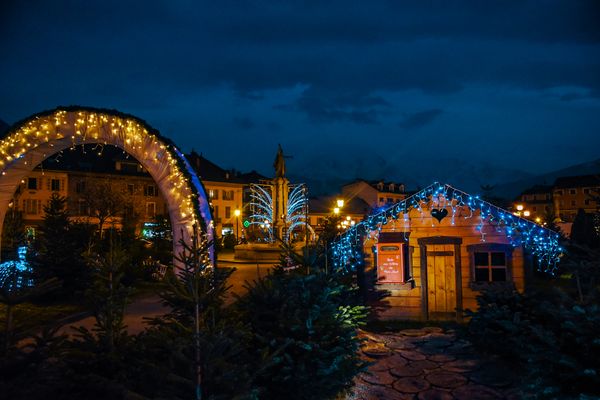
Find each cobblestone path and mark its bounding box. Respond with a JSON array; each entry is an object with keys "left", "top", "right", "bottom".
[{"left": 347, "top": 327, "right": 520, "bottom": 400}]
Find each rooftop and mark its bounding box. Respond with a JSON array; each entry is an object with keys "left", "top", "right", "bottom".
[{"left": 554, "top": 174, "right": 600, "bottom": 189}]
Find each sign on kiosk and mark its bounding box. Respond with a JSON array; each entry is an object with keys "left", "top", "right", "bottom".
[{"left": 376, "top": 242, "right": 404, "bottom": 283}]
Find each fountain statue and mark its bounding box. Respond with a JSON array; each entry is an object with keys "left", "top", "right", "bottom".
[{"left": 234, "top": 145, "right": 314, "bottom": 261}]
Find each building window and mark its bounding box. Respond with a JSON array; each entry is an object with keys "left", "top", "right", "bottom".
[
  {"left": 584, "top": 188, "right": 590, "bottom": 194},
  {"left": 51, "top": 179, "right": 61, "bottom": 191},
  {"left": 379, "top": 197, "right": 385, "bottom": 203},
  {"left": 76, "top": 181, "right": 86, "bottom": 193},
  {"left": 146, "top": 202, "right": 156, "bottom": 218},
  {"left": 78, "top": 200, "right": 88, "bottom": 216},
  {"left": 214, "top": 205, "right": 219, "bottom": 219},
  {"left": 571, "top": 200, "right": 577, "bottom": 207},
  {"left": 569, "top": 189, "right": 577, "bottom": 195},
  {"left": 387, "top": 197, "right": 393, "bottom": 203},
  {"left": 24, "top": 199, "right": 39, "bottom": 215},
  {"left": 556, "top": 190, "right": 563, "bottom": 195},
  {"left": 209, "top": 189, "right": 218, "bottom": 200},
  {"left": 225, "top": 206, "right": 231, "bottom": 219},
  {"left": 27, "top": 178, "right": 37, "bottom": 190},
  {"left": 145, "top": 185, "right": 157, "bottom": 197},
  {"left": 127, "top": 184, "right": 135, "bottom": 195},
  {"left": 532, "top": 206, "right": 537, "bottom": 212},
  {"left": 222, "top": 190, "right": 234, "bottom": 200},
  {"left": 584, "top": 199, "right": 590, "bottom": 206},
  {"left": 468, "top": 243, "right": 513, "bottom": 285}
]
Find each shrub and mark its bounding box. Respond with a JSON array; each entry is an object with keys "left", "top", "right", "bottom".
[
  {"left": 235, "top": 268, "right": 368, "bottom": 400},
  {"left": 466, "top": 288, "right": 600, "bottom": 398}
]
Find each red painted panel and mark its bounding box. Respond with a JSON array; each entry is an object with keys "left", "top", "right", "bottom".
[{"left": 376, "top": 243, "right": 404, "bottom": 283}]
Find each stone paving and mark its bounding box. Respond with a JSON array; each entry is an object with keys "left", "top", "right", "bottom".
[{"left": 346, "top": 327, "right": 521, "bottom": 400}]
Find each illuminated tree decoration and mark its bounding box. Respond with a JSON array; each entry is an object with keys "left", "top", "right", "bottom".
[
  {"left": 331, "top": 182, "right": 563, "bottom": 275},
  {"left": 248, "top": 182, "right": 311, "bottom": 242},
  {"left": 0, "top": 107, "right": 214, "bottom": 266}
]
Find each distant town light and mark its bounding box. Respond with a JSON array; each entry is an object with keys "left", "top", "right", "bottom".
[
  {"left": 524, "top": 210, "right": 531, "bottom": 217},
  {"left": 336, "top": 199, "right": 344, "bottom": 208},
  {"left": 333, "top": 207, "right": 340, "bottom": 215},
  {"left": 516, "top": 204, "right": 524, "bottom": 211}
]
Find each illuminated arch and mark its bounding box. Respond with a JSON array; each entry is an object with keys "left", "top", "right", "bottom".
[{"left": 0, "top": 107, "right": 214, "bottom": 266}]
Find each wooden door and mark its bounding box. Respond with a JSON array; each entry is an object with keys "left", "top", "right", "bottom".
[{"left": 426, "top": 244, "right": 456, "bottom": 317}]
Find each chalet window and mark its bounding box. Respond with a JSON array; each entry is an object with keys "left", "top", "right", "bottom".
[
  {"left": 28, "top": 178, "right": 37, "bottom": 190},
  {"left": 473, "top": 252, "right": 507, "bottom": 282},
  {"left": 51, "top": 179, "right": 61, "bottom": 191},
  {"left": 468, "top": 243, "right": 513, "bottom": 287}
]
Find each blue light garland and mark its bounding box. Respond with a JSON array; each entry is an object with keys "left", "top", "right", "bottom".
[{"left": 331, "top": 182, "right": 563, "bottom": 274}]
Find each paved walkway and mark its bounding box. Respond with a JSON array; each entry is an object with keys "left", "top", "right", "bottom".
[{"left": 347, "top": 328, "right": 520, "bottom": 400}]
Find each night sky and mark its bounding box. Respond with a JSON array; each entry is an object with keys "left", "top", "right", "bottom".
[{"left": 1, "top": 1, "right": 599, "bottom": 193}]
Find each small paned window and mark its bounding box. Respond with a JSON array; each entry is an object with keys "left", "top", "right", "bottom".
[
  {"left": 51, "top": 179, "right": 61, "bottom": 191},
  {"left": 473, "top": 251, "right": 507, "bottom": 283}
]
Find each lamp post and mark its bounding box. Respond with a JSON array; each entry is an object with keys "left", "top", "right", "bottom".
[{"left": 234, "top": 209, "right": 241, "bottom": 243}]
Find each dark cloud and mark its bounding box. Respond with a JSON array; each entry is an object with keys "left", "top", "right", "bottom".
[
  {"left": 276, "top": 87, "right": 390, "bottom": 124},
  {"left": 233, "top": 116, "right": 255, "bottom": 130},
  {"left": 400, "top": 109, "right": 443, "bottom": 130},
  {"left": 0, "top": 1, "right": 599, "bottom": 186}
]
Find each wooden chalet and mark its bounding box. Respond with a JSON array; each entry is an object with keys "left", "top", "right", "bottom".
[{"left": 332, "top": 183, "right": 562, "bottom": 321}]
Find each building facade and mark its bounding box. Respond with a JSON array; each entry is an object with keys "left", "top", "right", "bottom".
[{"left": 342, "top": 179, "right": 407, "bottom": 210}]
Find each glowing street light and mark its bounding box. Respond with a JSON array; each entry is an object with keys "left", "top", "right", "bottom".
[
  {"left": 234, "top": 209, "right": 241, "bottom": 242},
  {"left": 336, "top": 199, "right": 345, "bottom": 208},
  {"left": 333, "top": 207, "right": 340, "bottom": 215}
]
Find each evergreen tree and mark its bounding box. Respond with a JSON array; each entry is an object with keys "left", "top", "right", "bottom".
[
  {"left": 34, "top": 193, "right": 92, "bottom": 297},
  {"left": 235, "top": 250, "right": 369, "bottom": 400}
]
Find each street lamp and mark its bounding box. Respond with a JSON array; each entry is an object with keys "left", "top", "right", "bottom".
[
  {"left": 336, "top": 199, "right": 345, "bottom": 208},
  {"left": 234, "top": 209, "right": 241, "bottom": 242},
  {"left": 333, "top": 207, "right": 340, "bottom": 215}
]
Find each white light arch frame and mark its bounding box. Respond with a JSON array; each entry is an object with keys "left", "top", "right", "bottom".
[{"left": 0, "top": 107, "right": 214, "bottom": 266}]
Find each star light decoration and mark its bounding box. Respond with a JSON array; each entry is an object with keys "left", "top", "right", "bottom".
[
  {"left": 332, "top": 182, "right": 563, "bottom": 274},
  {"left": 0, "top": 107, "right": 213, "bottom": 255}
]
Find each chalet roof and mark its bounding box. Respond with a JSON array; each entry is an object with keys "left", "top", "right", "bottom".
[
  {"left": 309, "top": 195, "right": 370, "bottom": 215},
  {"left": 333, "top": 182, "right": 562, "bottom": 274},
  {"left": 554, "top": 175, "right": 600, "bottom": 189}
]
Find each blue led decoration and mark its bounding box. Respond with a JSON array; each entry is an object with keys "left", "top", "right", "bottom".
[
  {"left": 331, "top": 182, "right": 563, "bottom": 275},
  {"left": 0, "top": 246, "right": 34, "bottom": 291}
]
